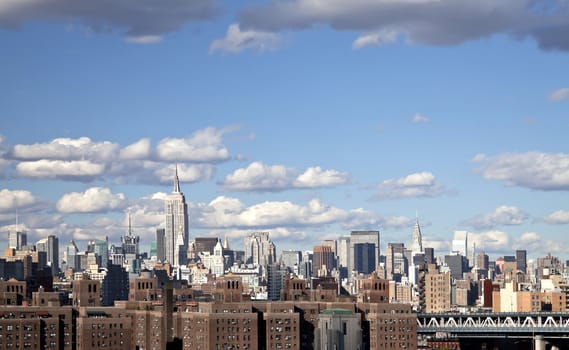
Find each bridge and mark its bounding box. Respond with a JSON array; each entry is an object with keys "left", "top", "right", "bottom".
[{"left": 417, "top": 312, "right": 569, "bottom": 350}]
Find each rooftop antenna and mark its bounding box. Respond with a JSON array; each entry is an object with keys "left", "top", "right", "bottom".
[{"left": 128, "top": 211, "right": 133, "bottom": 236}]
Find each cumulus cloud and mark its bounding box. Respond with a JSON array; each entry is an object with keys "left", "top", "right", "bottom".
[
  {"left": 155, "top": 163, "right": 214, "bottom": 185},
  {"left": 119, "top": 138, "right": 151, "bottom": 160},
  {"left": 462, "top": 205, "right": 528, "bottom": 229},
  {"left": 193, "top": 196, "right": 378, "bottom": 230},
  {"left": 238, "top": 0, "right": 569, "bottom": 51},
  {"left": 10, "top": 137, "right": 119, "bottom": 162},
  {"left": 5, "top": 127, "right": 235, "bottom": 184},
  {"left": 353, "top": 29, "right": 398, "bottom": 49},
  {"left": 548, "top": 87, "right": 569, "bottom": 101},
  {"left": 0, "top": 0, "right": 218, "bottom": 42},
  {"left": 210, "top": 23, "right": 281, "bottom": 54},
  {"left": 513, "top": 231, "right": 569, "bottom": 255},
  {"left": 156, "top": 127, "right": 231, "bottom": 163},
  {"left": 16, "top": 160, "right": 106, "bottom": 181},
  {"left": 370, "top": 171, "right": 447, "bottom": 200},
  {"left": 56, "top": 187, "right": 128, "bottom": 213},
  {"left": 0, "top": 189, "right": 44, "bottom": 212},
  {"left": 474, "top": 151, "right": 569, "bottom": 191},
  {"left": 294, "top": 166, "right": 351, "bottom": 188},
  {"left": 542, "top": 210, "right": 569, "bottom": 224},
  {"left": 220, "top": 162, "right": 350, "bottom": 192}
]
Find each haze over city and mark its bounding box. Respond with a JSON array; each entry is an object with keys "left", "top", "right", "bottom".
[{"left": 1, "top": 0, "right": 569, "bottom": 260}]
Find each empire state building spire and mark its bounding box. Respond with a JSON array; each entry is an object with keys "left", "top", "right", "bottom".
[{"left": 174, "top": 164, "right": 181, "bottom": 193}]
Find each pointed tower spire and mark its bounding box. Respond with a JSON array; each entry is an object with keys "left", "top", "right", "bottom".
[
  {"left": 174, "top": 163, "right": 181, "bottom": 193},
  {"left": 411, "top": 214, "right": 423, "bottom": 254}
]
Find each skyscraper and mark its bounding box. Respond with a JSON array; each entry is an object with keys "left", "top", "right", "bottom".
[
  {"left": 411, "top": 216, "right": 423, "bottom": 254},
  {"left": 65, "top": 240, "right": 79, "bottom": 271},
  {"left": 122, "top": 215, "right": 140, "bottom": 272},
  {"left": 165, "top": 165, "right": 189, "bottom": 267},
  {"left": 348, "top": 231, "right": 380, "bottom": 277},
  {"left": 9, "top": 231, "right": 27, "bottom": 250},
  {"left": 516, "top": 250, "right": 527, "bottom": 273},
  {"left": 36, "top": 234, "right": 59, "bottom": 276},
  {"left": 156, "top": 228, "right": 165, "bottom": 261},
  {"left": 244, "top": 232, "right": 276, "bottom": 267}
]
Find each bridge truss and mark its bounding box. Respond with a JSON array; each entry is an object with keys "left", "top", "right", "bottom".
[{"left": 417, "top": 312, "right": 569, "bottom": 336}]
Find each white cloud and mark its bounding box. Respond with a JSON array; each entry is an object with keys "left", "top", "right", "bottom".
[
  {"left": 0, "top": 189, "right": 44, "bottom": 212},
  {"left": 221, "top": 162, "right": 293, "bottom": 192},
  {"left": 513, "top": 232, "right": 569, "bottom": 255},
  {"left": 422, "top": 238, "right": 449, "bottom": 252},
  {"left": 353, "top": 29, "right": 398, "bottom": 49},
  {"left": 16, "top": 160, "right": 105, "bottom": 181},
  {"left": 125, "top": 35, "right": 162, "bottom": 44},
  {"left": 548, "top": 87, "right": 569, "bottom": 102},
  {"left": 119, "top": 138, "right": 151, "bottom": 160},
  {"left": 5, "top": 128, "right": 236, "bottom": 184},
  {"left": 210, "top": 24, "right": 281, "bottom": 54},
  {"left": 475, "top": 151, "right": 569, "bottom": 191},
  {"left": 239, "top": 0, "right": 569, "bottom": 51},
  {"left": 294, "top": 166, "right": 351, "bottom": 188},
  {"left": 10, "top": 137, "right": 119, "bottom": 162},
  {"left": 412, "top": 113, "right": 430, "bottom": 124},
  {"left": 468, "top": 230, "right": 511, "bottom": 252},
  {"left": 156, "top": 127, "right": 231, "bottom": 163},
  {"left": 462, "top": 205, "right": 528, "bottom": 229},
  {"left": 193, "top": 196, "right": 378, "bottom": 230},
  {"left": 380, "top": 216, "right": 413, "bottom": 230},
  {"left": 519, "top": 231, "right": 540, "bottom": 243},
  {"left": 370, "top": 171, "right": 447, "bottom": 200},
  {"left": 56, "top": 187, "right": 128, "bottom": 213},
  {"left": 154, "top": 163, "right": 214, "bottom": 185},
  {"left": 542, "top": 210, "right": 569, "bottom": 224},
  {"left": 220, "top": 162, "right": 350, "bottom": 192}
]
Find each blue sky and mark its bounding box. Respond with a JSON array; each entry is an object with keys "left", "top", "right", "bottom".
[{"left": 1, "top": 0, "right": 569, "bottom": 261}]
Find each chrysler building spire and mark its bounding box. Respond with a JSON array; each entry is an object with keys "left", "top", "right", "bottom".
[{"left": 411, "top": 214, "right": 423, "bottom": 254}]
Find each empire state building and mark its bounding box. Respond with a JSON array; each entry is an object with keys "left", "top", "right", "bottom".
[{"left": 165, "top": 166, "right": 189, "bottom": 267}]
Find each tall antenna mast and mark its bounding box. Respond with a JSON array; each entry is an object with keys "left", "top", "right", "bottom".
[{"left": 128, "top": 211, "right": 132, "bottom": 236}]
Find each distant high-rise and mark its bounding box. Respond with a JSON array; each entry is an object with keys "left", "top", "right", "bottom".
[
  {"left": 411, "top": 216, "right": 423, "bottom": 254},
  {"left": 451, "top": 231, "right": 468, "bottom": 257},
  {"left": 516, "top": 250, "right": 527, "bottom": 273},
  {"left": 280, "top": 250, "right": 302, "bottom": 273},
  {"left": 312, "top": 245, "right": 335, "bottom": 276},
  {"left": 35, "top": 235, "right": 59, "bottom": 276},
  {"left": 156, "top": 228, "right": 165, "bottom": 261},
  {"left": 386, "top": 243, "right": 405, "bottom": 280},
  {"left": 122, "top": 215, "right": 140, "bottom": 272},
  {"left": 65, "top": 240, "right": 79, "bottom": 271},
  {"left": 477, "top": 251, "right": 489, "bottom": 270},
  {"left": 90, "top": 238, "right": 109, "bottom": 269},
  {"left": 348, "top": 231, "right": 380, "bottom": 277},
  {"left": 244, "top": 232, "right": 276, "bottom": 267},
  {"left": 424, "top": 247, "right": 435, "bottom": 265},
  {"left": 9, "top": 231, "right": 27, "bottom": 250},
  {"left": 165, "top": 165, "right": 189, "bottom": 267}
]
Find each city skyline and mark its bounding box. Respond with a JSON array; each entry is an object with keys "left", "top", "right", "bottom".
[{"left": 1, "top": 1, "right": 569, "bottom": 260}]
